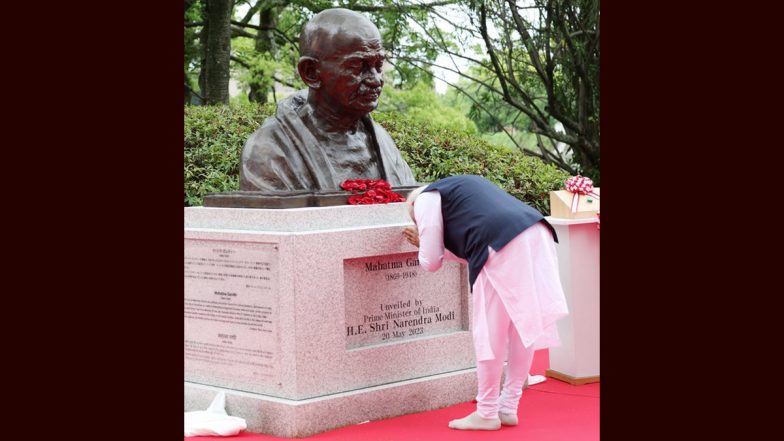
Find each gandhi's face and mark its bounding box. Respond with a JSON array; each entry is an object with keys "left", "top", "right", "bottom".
[{"left": 318, "top": 32, "right": 385, "bottom": 115}]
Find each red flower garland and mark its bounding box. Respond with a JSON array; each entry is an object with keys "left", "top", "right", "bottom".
[{"left": 340, "top": 179, "right": 404, "bottom": 205}]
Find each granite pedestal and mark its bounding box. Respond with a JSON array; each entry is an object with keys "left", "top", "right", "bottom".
[{"left": 184, "top": 203, "right": 477, "bottom": 437}]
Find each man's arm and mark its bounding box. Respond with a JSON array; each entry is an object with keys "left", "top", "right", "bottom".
[{"left": 411, "top": 191, "right": 448, "bottom": 272}]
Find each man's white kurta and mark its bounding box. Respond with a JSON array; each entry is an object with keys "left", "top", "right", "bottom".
[{"left": 414, "top": 190, "right": 569, "bottom": 361}]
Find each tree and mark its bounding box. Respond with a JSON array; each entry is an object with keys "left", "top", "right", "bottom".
[
  {"left": 185, "top": 1, "right": 202, "bottom": 103},
  {"left": 186, "top": 1, "right": 460, "bottom": 104},
  {"left": 183, "top": 1, "right": 600, "bottom": 181},
  {"left": 203, "top": 0, "right": 233, "bottom": 105},
  {"left": 477, "top": 0, "right": 599, "bottom": 182},
  {"left": 247, "top": 4, "right": 278, "bottom": 102},
  {"left": 377, "top": 81, "right": 478, "bottom": 134},
  {"left": 394, "top": 0, "right": 600, "bottom": 183}
]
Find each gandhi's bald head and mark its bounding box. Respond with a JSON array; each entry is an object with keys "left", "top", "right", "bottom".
[
  {"left": 299, "top": 8, "right": 382, "bottom": 60},
  {"left": 297, "top": 8, "right": 386, "bottom": 119}
]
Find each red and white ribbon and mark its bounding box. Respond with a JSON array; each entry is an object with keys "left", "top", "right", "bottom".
[{"left": 564, "top": 175, "right": 600, "bottom": 213}]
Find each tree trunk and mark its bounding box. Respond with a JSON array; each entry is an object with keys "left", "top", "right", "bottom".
[
  {"left": 248, "top": 6, "right": 278, "bottom": 103},
  {"left": 204, "top": 0, "right": 232, "bottom": 105},
  {"left": 198, "top": 1, "right": 208, "bottom": 98}
]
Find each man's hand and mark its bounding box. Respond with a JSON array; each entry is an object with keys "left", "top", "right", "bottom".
[{"left": 402, "top": 225, "right": 420, "bottom": 248}]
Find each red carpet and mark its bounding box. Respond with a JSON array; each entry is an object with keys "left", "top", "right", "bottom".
[{"left": 187, "top": 350, "right": 599, "bottom": 441}]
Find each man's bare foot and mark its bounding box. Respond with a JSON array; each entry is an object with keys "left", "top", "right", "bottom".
[{"left": 447, "top": 412, "right": 501, "bottom": 430}]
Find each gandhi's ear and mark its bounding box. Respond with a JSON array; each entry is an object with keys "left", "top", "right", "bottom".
[{"left": 297, "top": 56, "right": 321, "bottom": 89}]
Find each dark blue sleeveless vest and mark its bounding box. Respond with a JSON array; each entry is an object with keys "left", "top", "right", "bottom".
[{"left": 424, "top": 175, "right": 557, "bottom": 288}]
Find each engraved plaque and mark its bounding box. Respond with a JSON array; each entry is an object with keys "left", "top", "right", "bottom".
[
  {"left": 184, "top": 239, "right": 280, "bottom": 387},
  {"left": 344, "top": 252, "right": 464, "bottom": 349}
]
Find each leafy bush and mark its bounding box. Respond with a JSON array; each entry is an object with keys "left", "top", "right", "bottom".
[
  {"left": 373, "top": 112, "right": 569, "bottom": 214},
  {"left": 184, "top": 103, "right": 274, "bottom": 206},
  {"left": 376, "top": 82, "right": 479, "bottom": 135},
  {"left": 184, "top": 103, "right": 569, "bottom": 214}
]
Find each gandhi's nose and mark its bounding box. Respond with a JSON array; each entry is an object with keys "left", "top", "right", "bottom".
[{"left": 365, "top": 69, "right": 383, "bottom": 88}]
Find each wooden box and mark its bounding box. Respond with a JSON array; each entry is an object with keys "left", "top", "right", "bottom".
[{"left": 549, "top": 188, "right": 600, "bottom": 219}]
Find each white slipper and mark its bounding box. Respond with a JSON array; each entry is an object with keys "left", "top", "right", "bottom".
[
  {"left": 447, "top": 412, "right": 501, "bottom": 430},
  {"left": 528, "top": 374, "right": 546, "bottom": 386}
]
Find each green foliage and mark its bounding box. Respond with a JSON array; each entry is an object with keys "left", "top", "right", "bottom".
[
  {"left": 377, "top": 82, "right": 478, "bottom": 135},
  {"left": 462, "top": 0, "right": 600, "bottom": 183},
  {"left": 481, "top": 131, "right": 538, "bottom": 152},
  {"left": 184, "top": 103, "right": 275, "bottom": 206},
  {"left": 373, "top": 111, "right": 569, "bottom": 214},
  {"left": 184, "top": 0, "right": 203, "bottom": 91},
  {"left": 186, "top": 1, "right": 597, "bottom": 182},
  {"left": 184, "top": 103, "right": 568, "bottom": 213},
  {"left": 230, "top": 19, "right": 305, "bottom": 102},
  {"left": 222, "top": 1, "right": 449, "bottom": 100}
]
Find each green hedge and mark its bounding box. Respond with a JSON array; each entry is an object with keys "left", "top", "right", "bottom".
[
  {"left": 185, "top": 103, "right": 569, "bottom": 214},
  {"left": 184, "top": 103, "right": 274, "bottom": 206}
]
